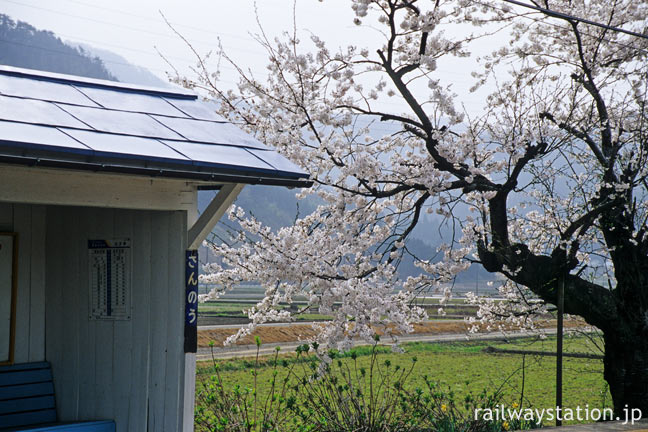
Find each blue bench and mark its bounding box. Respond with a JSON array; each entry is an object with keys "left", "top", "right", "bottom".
[{"left": 0, "top": 362, "right": 115, "bottom": 431}]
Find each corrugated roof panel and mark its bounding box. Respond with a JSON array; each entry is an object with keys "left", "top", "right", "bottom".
[
  {"left": 153, "top": 115, "right": 268, "bottom": 149},
  {"left": 160, "top": 140, "right": 275, "bottom": 171},
  {"left": 163, "top": 98, "right": 226, "bottom": 122},
  {"left": 0, "top": 66, "right": 311, "bottom": 187},
  {"left": 0, "top": 75, "right": 100, "bottom": 107},
  {"left": 0, "top": 95, "right": 89, "bottom": 129},
  {"left": 58, "top": 104, "right": 184, "bottom": 140},
  {"left": 0, "top": 120, "right": 89, "bottom": 150},
  {"left": 76, "top": 86, "right": 188, "bottom": 117},
  {"left": 62, "top": 129, "right": 190, "bottom": 161},
  {"left": 246, "top": 149, "right": 309, "bottom": 177}
]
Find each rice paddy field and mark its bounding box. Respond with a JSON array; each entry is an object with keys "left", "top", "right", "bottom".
[{"left": 198, "top": 297, "right": 485, "bottom": 326}]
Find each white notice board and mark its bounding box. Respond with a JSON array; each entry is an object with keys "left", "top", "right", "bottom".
[{"left": 88, "top": 239, "right": 131, "bottom": 320}]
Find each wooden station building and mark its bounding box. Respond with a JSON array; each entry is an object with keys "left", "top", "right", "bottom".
[{"left": 0, "top": 65, "right": 310, "bottom": 431}]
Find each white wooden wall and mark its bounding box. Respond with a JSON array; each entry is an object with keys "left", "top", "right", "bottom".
[
  {"left": 0, "top": 202, "right": 47, "bottom": 364},
  {"left": 44, "top": 206, "right": 188, "bottom": 432}
]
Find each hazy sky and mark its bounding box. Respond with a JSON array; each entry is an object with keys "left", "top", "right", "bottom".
[{"left": 1, "top": 0, "right": 501, "bottom": 115}]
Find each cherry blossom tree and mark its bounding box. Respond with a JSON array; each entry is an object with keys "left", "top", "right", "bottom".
[{"left": 181, "top": 0, "right": 648, "bottom": 414}]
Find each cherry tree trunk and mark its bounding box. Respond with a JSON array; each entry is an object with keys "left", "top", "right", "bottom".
[{"left": 603, "top": 332, "right": 648, "bottom": 417}]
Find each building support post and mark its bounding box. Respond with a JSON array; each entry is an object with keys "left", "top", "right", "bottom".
[
  {"left": 187, "top": 184, "right": 244, "bottom": 250},
  {"left": 183, "top": 183, "right": 244, "bottom": 432}
]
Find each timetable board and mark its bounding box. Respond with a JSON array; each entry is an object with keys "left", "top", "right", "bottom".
[{"left": 88, "top": 239, "right": 131, "bottom": 320}]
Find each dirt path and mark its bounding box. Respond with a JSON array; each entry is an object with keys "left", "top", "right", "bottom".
[
  {"left": 197, "top": 318, "right": 583, "bottom": 360},
  {"left": 198, "top": 319, "right": 477, "bottom": 348},
  {"left": 198, "top": 327, "right": 563, "bottom": 361}
]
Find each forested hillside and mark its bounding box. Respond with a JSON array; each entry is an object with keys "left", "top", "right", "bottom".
[{"left": 0, "top": 14, "right": 116, "bottom": 80}]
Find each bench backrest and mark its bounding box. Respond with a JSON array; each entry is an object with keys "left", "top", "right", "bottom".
[{"left": 0, "top": 362, "right": 57, "bottom": 429}]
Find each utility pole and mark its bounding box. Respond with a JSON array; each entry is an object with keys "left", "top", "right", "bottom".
[{"left": 556, "top": 274, "right": 564, "bottom": 427}]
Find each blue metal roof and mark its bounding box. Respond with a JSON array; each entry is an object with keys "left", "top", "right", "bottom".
[{"left": 0, "top": 65, "right": 311, "bottom": 187}]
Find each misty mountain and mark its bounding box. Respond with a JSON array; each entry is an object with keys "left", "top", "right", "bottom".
[
  {"left": 0, "top": 14, "right": 116, "bottom": 80},
  {"left": 71, "top": 43, "right": 172, "bottom": 88},
  {"left": 200, "top": 186, "right": 322, "bottom": 232}
]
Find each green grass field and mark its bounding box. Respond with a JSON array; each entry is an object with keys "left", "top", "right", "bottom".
[{"left": 196, "top": 334, "right": 610, "bottom": 427}]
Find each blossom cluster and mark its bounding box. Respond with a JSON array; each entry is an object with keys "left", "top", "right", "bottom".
[{"left": 173, "top": 0, "right": 648, "bottom": 348}]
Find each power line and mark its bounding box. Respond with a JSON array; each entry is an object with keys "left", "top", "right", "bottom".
[
  {"left": 15, "top": 0, "right": 636, "bottom": 115},
  {"left": 0, "top": 37, "right": 161, "bottom": 71},
  {"left": 55, "top": 31, "right": 245, "bottom": 75},
  {"left": 6, "top": 0, "right": 645, "bottom": 61},
  {"left": 501, "top": 0, "right": 648, "bottom": 41},
  {"left": 0, "top": 39, "right": 481, "bottom": 126},
  {"left": 0, "top": 37, "right": 242, "bottom": 85},
  {"left": 0, "top": 0, "right": 476, "bottom": 117},
  {"left": 0, "top": 19, "right": 457, "bottom": 111},
  {"left": 60, "top": 0, "right": 257, "bottom": 44},
  {"left": 0, "top": 0, "right": 277, "bottom": 80},
  {"left": 2, "top": 0, "right": 176, "bottom": 41},
  {"left": 0, "top": 0, "right": 268, "bottom": 57},
  {"left": 0, "top": 0, "right": 482, "bottom": 84},
  {"left": 0, "top": 35, "right": 422, "bottom": 112}
]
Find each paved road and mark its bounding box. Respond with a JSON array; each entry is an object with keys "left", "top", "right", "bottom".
[{"left": 197, "top": 327, "right": 560, "bottom": 361}]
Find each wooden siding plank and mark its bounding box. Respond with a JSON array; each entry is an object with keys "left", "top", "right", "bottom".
[
  {"left": 28, "top": 205, "right": 46, "bottom": 362},
  {"left": 164, "top": 211, "right": 186, "bottom": 431},
  {"left": 111, "top": 210, "right": 133, "bottom": 432},
  {"left": 0, "top": 203, "right": 12, "bottom": 230},
  {"left": 12, "top": 204, "right": 32, "bottom": 363},
  {"left": 76, "top": 208, "right": 96, "bottom": 421},
  {"left": 45, "top": 206, "right": 64, "bottom": 419},
  {"left": 56, "top": 206, "right": 82, "bottom": 421},
  {"left": 92, "top": 208, "right": 115, "bottom": 423},
  {"left": 147, "top": 212, "right": 169, "bottom": 432},
  {"left": 127, "top": 211, "right": 151, "bottom": 432}
]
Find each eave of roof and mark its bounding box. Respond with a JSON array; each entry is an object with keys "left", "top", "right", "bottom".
[
  {"left": 0, "top": 65, "right": 312, "bottom": 188},
  {"left": 0, "top": 64, "right": 196, "bottom": 99}
]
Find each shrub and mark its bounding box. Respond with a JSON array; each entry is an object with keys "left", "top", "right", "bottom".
[
  {"left": 288, "top": 340, "right": 539, "bottom": 432},
  {"left": 288, "top": 341, "right": 419, "bottom": 432},
  {"left": 195, "top": 339, "right": 540, "bottom": 432},
  {"left": 195, "top": 338, "right": 297, "bottom": 432}
]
